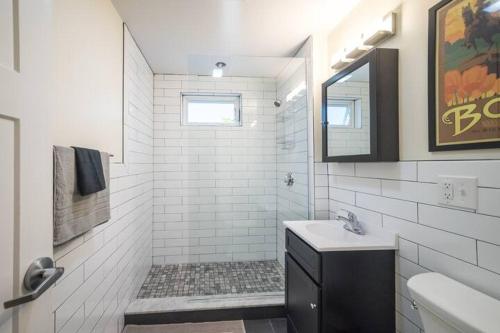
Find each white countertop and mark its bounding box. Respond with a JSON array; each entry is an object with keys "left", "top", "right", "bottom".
[{"left": 283, "top": 220, "right": 397, "bottom": 252}]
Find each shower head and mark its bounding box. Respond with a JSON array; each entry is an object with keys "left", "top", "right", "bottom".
[{"left": 274, "top": 100, "right": 282, "bottom": 107}]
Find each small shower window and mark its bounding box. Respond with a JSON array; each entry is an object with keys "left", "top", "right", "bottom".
[
  {"left": 182, "top": 93, "right": 241, "bottom": 126},
  {"left": 327, "top": 98, "right": 361, "bottom": 128}
]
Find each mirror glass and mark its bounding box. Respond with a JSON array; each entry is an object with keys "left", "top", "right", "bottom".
[{"left": 326, "top": 63, "right": 370, "bottom": 157}]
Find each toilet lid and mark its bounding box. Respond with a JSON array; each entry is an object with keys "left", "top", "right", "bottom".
[{"left": 407, "top": 273, "right": 500, "bottom": 333}]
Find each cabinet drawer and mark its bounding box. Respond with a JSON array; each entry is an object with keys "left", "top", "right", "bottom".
[
  {"left": 286, "top": 253, "right": 320, "bottom": 333},
  {"left": 286, "top": 229, "right": 321, "bottom": 284}
]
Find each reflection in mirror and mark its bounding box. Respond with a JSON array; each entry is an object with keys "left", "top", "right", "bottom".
[{"left": 326, "top": 63, "right": 370, "bottom": 157}]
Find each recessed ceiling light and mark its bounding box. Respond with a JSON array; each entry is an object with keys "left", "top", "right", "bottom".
[{"left": 212, "top": 62, "right": 226, "bottom": 78}]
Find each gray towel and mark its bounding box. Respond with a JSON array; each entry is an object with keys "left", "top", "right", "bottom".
[{"left": 53, "top": 146, "right": 111, "bottom": 246}]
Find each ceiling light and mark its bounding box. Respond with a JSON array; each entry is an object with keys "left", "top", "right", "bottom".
[{"left": 212, "top": 62, "right": 226, "bottom": 78}]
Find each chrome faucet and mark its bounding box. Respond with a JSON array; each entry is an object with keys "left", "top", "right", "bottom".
[{"left": 333, "top": 209, "right": 365, "bottom": 235}]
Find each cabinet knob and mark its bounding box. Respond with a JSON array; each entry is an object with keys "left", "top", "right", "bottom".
[{"left": 310, "top": 303, "right": 317, "bottom": 310}]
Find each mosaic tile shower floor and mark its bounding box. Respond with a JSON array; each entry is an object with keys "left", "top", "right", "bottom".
[{"left": 137, "top": 260, "right": 285, "bottom": 298}]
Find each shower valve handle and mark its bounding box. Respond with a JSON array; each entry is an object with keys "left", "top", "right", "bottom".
[{"left": 284, "top": 172, "right": 295, "bottom": 187}]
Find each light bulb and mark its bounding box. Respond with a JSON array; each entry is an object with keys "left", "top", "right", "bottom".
[
  {"left": 212, "top": 68, "right": 223, "bottom": 78},
  {"left": 212, "top": 62, "right": 226, "bottom": 78}
]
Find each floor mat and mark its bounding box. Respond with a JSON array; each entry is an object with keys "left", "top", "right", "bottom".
[{"left": 123, "top": 320, "right": 245, "bottom": 333}]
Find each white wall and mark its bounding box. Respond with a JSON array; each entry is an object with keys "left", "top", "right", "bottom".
[
  {"left": 52, "top": 0, "right": 124, "bottom": 162},
  {"left": 52, "top": 27, "right": 154, "bottom": 333},
  {"left": 314, "top": 0, "right": 500, "bottom": 161},
  {"left": 152, "top": 75, "right": 278, "bottom": 264}
]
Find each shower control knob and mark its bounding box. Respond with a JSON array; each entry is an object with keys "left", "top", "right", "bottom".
[
  {"left": 410, "top": 300, "right": 418, "bottom": 310},
  {"left": 284, "top": 172, "right": 295, "bottom": 187},
  {"left": 310, "top": 303, "right": 317, "bottom": 310}
]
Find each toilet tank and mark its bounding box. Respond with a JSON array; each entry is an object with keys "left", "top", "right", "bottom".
[{"left": 407, "top": 273, "right": 500, "bottom": 333}]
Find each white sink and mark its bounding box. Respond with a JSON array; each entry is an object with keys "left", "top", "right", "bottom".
[{"left": 284, "top": 220, "right": 397, "bottom": 252}]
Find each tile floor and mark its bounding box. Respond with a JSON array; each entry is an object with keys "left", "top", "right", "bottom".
[{"left": 137, "top": 261, "right": 285, "bottom": 298}]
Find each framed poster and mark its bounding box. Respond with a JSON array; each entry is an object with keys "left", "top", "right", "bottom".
[{"left": 428, "top": 0, "right": 500, "bottom": 151}]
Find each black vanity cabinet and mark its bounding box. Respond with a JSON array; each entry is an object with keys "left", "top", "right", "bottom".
[
  {"left": 286, "top": 254, "right": 321, "bottom": 333},
  {"left": 285, "top": 229, "right": 395, "bottom": 333}
]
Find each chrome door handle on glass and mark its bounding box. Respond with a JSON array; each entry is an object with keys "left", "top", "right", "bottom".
[{"left": 3, "top": 257, "right": 64, "bottom": 309}]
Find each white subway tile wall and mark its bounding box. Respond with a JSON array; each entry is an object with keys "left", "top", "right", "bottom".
[
  {"left": 314, "top": 163, "right": 330, "bottom": 220},
  {"left": 276, "top": 61, "right": 310, "bottom": 266},
  {"left": 153, "top": 74, "right": 278, "bottom": 264},
  {"left": 52, "top": 28, "right": 154, "bottom": 333},
  {"left": 316, "top": 160, "right": 500, "bottom": 333}
]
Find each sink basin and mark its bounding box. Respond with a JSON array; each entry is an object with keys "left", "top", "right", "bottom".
[
  {"left": 305, "top": 222, "right": 363, "bottom": 240},
  {"left": 284, "top": 220, "right": 397, "bottom": 252}
]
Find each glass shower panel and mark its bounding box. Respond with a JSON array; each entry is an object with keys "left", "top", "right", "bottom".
[{"left": 276, "top": 58, "right": 310, "bottom": 266}]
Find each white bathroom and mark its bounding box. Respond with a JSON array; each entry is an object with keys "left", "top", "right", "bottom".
[{"left": 0, "top": 0, "right": 499, "bottom": 333}]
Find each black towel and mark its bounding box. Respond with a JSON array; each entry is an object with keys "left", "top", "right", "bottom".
[{"left": 72, "top": 147, "right": 106, "bottom": 196}]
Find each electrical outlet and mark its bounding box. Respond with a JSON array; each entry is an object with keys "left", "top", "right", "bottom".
[
  {"left": 438, "top": 176, "right": 477, "bottom": 211},
  {"left": 442, "top": 182, "right": 454, "bottom": 201}
]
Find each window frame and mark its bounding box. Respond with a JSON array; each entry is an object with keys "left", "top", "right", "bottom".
[
  {"left": 327, "top": 98, "right": 357, "bottom": 128},
  {"left": 181, "top": 93, "right": 242, "bottom": 127}
]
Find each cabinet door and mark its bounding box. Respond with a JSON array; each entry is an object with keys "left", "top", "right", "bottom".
[{"left": 285, "top": 253, "right": 321, "bottom": 333}]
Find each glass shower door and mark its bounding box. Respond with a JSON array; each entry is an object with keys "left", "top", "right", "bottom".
[{"left": 276, "top": 58, "right": 310, "bottom": 266}]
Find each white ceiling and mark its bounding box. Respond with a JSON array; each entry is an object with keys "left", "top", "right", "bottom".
[{"left": 112, "top": 0, "right": 359, "bottom": 76}]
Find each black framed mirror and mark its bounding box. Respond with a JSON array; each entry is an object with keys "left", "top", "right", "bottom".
[{"left": 322, "top": 48, "right": 399, "bottom": 162}]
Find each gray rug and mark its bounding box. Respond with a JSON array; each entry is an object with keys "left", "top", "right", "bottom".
[{"left": 123, "top": 321, "right": 245, "bottom": 333}]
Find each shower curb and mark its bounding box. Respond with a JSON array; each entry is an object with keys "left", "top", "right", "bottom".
[{"left": 124, "top": 304, "right": 286, "bottom": 326}]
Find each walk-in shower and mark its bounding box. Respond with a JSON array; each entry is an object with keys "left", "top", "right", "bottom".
[{"left": 125, "top": 53, "right": 312, "bottom": 320}]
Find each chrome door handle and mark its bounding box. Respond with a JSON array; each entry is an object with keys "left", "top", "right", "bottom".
[{"left": 3, "top": 257, "right": 64, "bottom": 309}]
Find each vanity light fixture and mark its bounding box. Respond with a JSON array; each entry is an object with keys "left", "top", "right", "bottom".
[
  {"left": 345, "top": 42, "right": 373, "bottom": 59},
  {"left": 362, "top": 13, "right": 396, "bottom": 47},
  {"left": 330, "top": 52, "right": 354, "bottom": 70},
  {"left": 212, "top": 62, "right": 226, "bottom": 78},
  {"left": 330, "top": 12, "right": 396, "bottom": 71}
]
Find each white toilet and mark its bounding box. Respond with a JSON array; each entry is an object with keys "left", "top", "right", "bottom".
[{"left": 407, "top": 273, "right": 500, "bottom": 333}]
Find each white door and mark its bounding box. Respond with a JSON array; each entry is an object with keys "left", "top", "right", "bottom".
[{"left": 0, "top": 1, "right": 55, "bottom": 333}]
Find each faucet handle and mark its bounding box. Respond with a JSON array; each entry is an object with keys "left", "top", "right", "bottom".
[
  {"left": 347, "top": 211, "right": 359, "bottom": 222},
  {"left": 334, "top": 209, "right": 354, "bottom": 220},
  {"left": 335, "top": 209, "right": 364, "bottom": 235}
]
